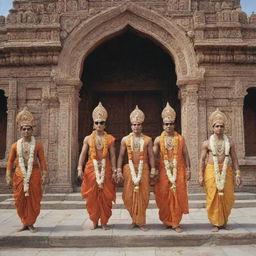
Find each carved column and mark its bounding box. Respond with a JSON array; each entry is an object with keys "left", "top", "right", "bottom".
[
  {"left": 54, "top": 80, "right": 81, "bottom": 192},
  {"left": 231, "top": 98, "right": 245, "bottom": 159},
  {"left": 179, "top": 83, "right": 200, "bottom": 190},
  {"left": 6, "top": 80, "right": 18, "bottom": 159}
]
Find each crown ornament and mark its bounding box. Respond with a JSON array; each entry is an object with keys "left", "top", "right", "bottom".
[
  {"left": 16, "top": 107, "right": 34, "bottom": 128},
  {"left": 208, "top": 108, "right": 227, "bottom": 131},
  {"left": 161, "top": 102, "right": 176, "bottom": 123},
  {"left": 130, "top": 105, "right": 145, "bottom": 124},
  {"left": 92, "top": 102, "right": 108, "bottom": 121}
]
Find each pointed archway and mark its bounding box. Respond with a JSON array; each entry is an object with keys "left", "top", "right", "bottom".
[{"left": 54, "top": 2, "right": 204, "bottom": 191}]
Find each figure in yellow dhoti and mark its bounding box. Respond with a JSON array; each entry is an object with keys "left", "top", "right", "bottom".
[
  {"left": 6, "top": 107, "right": 48, "bottom": 233},
  {"left": 77, "top": 102, "right": 116, "bottom": 230},
  {"left": 153, "top": 103, "right": 191, "bottom": 233},
  {"left": 199, "top": 108, "right": 242, "bottom": 232},
  {"left": 117, "top": 106, "right": 155, "bottom": 231}
]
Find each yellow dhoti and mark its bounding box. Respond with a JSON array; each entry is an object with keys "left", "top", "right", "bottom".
[{"left": 204, "top": 163, "right": 235, "bottom": 227}]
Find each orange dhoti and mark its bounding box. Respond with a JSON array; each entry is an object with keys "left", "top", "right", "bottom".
[
  {"left": 154, "top": 133, "right": 189, "bottom": 227},
  {"left": 7, "top": 142, "right": 46, "bottom": 227},
  {"left": 12, "top": 167, "right": 42, "bottom": 226},
  {"left": 122, "top": 163, "right": 150, "bottom": 226},
  {"left": 155, "top": 163, "right": 189, "bottom": 227},
  {"left": 81, "top": 160, "right": 115, "bottom": 225},
  {"left": 204, "top": 163, "right": 235, "bottom": 227}
]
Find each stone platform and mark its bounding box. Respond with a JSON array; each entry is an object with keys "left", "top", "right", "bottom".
[{"left": 0, "top": 192, "right": 256, "bottom": 248}]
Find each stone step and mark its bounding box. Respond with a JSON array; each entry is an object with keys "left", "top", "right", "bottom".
[
  {"left": 0, "top": 208, "right": 255, "bottom": 248},
  {"left": 1, "top": 192, "right": 255, "bottom": 202},
  {"left": 1, "top": 197, "right": 256, "bottom": 209}
]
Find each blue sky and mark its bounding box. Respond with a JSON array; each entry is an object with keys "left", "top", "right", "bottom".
[{"left": 0, "top": 0, "right": 255, "bottom": 16}]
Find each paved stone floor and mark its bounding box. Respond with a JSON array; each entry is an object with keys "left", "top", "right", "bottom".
[
  {"left": 1, "top": 245, "right": 256, "bottom": 256},
  {"left": 0, "top": 207, "right": 256, "bottom": 250}
]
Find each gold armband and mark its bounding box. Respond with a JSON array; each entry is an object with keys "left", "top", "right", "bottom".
[{"left": 235, "top": 169, "right": 241, "bottom": 177}]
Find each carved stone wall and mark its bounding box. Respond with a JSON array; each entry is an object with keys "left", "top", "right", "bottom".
[{"left": 0, "top": 0, "right": 255, "bottom": 192}]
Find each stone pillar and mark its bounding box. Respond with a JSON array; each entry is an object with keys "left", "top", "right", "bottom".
[
  {"left": 179, "top": 83, "right": 200, "bottom": 190},
  {"left": 231, "top": 97, "right": 245, "bottom": 159},
  {"left": 54, "top": 79, "right": 81, "bottom": 192},
  {"left": 6, "top": 80, "right": 18, "bottom": 159}
]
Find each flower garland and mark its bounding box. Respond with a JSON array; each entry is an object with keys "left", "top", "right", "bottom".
[
  {"left": 160, "top": 131, "right": 179, "bottom": 192},
  {"left": 90, "top": 131, "right": 108, "bottom": 189},
  {"left": 209, "top": 134, "right": 230, "bottom": 195},
  {"left": 126, "top": 133, "right": 144, "bottom": 192},
  {"left": 17, "top": 136, "right": 36, "bottom": 197}
]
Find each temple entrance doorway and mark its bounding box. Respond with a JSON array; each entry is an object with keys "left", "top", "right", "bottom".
[{"left": 78, "top": 28, "right": 180, "bottom": 154}]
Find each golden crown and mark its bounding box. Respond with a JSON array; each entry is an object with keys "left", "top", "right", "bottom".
[
  {"left": 92, "top": 102, "right": 108, "bottom": 121},
  {"left": 161, "top": 102, "right": 176, "bottom": 123},
  {"left": 130, "top": 105, "right": 145, "bottom": 124},
  {"left": 208, "top": 108, "right": 227, "bottom": 130},
  {"left": 16, "top": 107, "right": 34, "bottom": 128}
]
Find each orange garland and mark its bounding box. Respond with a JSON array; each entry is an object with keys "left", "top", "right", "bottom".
[
  {"left": 90, "top": 131, "right": 108, "bottom": 160},
  {"left": 160, "top": 131, "right": 179, "bottom": 162},
  {"left": 126, "top": 133, "right": 144, "bottom": 161}
]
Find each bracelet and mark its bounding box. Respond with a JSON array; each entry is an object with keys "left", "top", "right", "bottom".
[
  {"left": 235, "top": 169, "right": 241, "bottom": 177},
  {"left": 117, "top": 167, "right": 122, "bottom": 172},
  {"left": 77, "top": 166, "right": 82, "bottom": 171}
]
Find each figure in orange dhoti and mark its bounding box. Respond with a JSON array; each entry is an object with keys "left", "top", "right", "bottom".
[
  {"left": 153, "top": 103, "right": 191, "bottom": 233},
  {"left": 199, "top": 108, "right": 242, "bottom": 232},
  {"left": 117, "top": 106, "right": 155, "bottom": 231},
  {"left": 6, "top": 107, "right": 48, "bottom": 233},
  {"left": 77, "top": 102, "right": 116, "bottom": 230}
]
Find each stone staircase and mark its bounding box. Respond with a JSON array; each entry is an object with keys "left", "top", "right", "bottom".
[{"left": 1, "top": 192, "right": 256, "bottom": 210}]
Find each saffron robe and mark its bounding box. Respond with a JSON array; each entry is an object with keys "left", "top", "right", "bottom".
[
  {"left": 154, "top": 133, "right": 189, "bottom": 227},
  {"left": 6, "top": 142, "right": 47, "bottom": 226},
  {"left": 81, "top": 134, "right": 116, "bottom": 225},
  {"left": 204, "top": 163, "right": 235, "bottom": 227},
  {"left": 122, "top": 135, "right": 151, "bottom": 226}
]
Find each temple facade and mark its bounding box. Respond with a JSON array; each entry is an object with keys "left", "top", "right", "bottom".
[{"left": 0, "top": 0, "right": 255, "bottom": 192}]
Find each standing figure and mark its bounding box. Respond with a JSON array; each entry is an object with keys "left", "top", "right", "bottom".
[
  {"left": 153, "top": 103, "right": 191, "bottom": 233},
  {"left": 117, "top": 106, "right": 155, "bottom": 231},
  {"left": 6, "top": 107, "right": 48, "bottom": 233},
  {"left": 199, "top": 108, "right": 242, "bottom": 232},
  {"left": 77, "top": 102, "right": 116, "bottom": 230}
]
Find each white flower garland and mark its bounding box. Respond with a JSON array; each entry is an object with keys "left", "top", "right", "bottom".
[
  {"left": 129, "top": 133, "right": 144, "bottom": 192},
  {"left": 92, "top": 158, "right": 106, "bottom": 188},
  {"left": 209, "top": 134, "right": 230, "bottom": 195},
  {"left": 17, "top": 136, "right": 36, "bottom": 197}
]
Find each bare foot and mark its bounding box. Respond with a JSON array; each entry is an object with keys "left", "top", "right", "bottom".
[
  {"left": 28, "top": 225, "right": 37, "bottom": 233},
  {"left": 102, "top": 224, "right": 111, "bottom": 230},
  {"left": 222, "top": 225, "right": 232, "bottom": 231},
  {"left": 129, "top": 223, "right": 137, "bottom": 229},
  {"left": 89, "top": 223, "right": 98, "bottom": 230},
  {"left": 17, "top": 226, "right": 28, "bottom": 232},
  {"left": 138, "top": 225, "right": 149, "bottom": 232},
  {"left": 173, "top": 226, "right": 183, "bottom": 233},
  {"left": 211, "top": 226, "right": 219, "bottom": 232}
]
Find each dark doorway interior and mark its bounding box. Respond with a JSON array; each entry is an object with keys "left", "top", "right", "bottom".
[
  {"left": 244, "top": 87, "right": 256, "bottom": 156},
  {"left": 0, "top": 90, "right": 7, "bottom": 159},
  {"left": 79, "top": 28, "right": 180, "bottom": 152}
]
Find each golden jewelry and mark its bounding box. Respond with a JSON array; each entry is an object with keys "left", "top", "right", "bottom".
[
  {"left": 235, "top": 169, "right": 241, "bottom": 177},
  {"left": 161, "top": 102, "right": 176, "bottom": 123}
]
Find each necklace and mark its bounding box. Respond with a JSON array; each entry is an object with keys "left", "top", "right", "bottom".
[
  {"left": 160, "top": 131, "right": 179, "bottom": 192},
  {"left": 165, "top": 135, "right": 174, "bottom": 151},
  {"left": 95, "top": 135, "right": 104, "bottom": 150},
  {"left": 17, "top": 136, "right": 36, "bottom": 197},
  {"left": 127, "top": 133, "right": 144, "bottom": 192},
  {"left": 209, "top": 134, "right": 230, "bottom": 195},
  {"left": 90, "top": 131, "right": 108, "bottom": 189}
]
